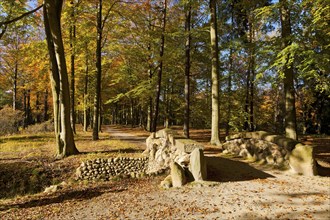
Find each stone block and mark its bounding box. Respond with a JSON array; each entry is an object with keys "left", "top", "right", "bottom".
[
  {"left": 170, "top": 162, "right": 186, "bottom": 187},
  {"left": 189, "top": 148, "right": 207, "bottom": 181},
  {"left": 289, "top": 144, "right": 317, "bottom": 176}
]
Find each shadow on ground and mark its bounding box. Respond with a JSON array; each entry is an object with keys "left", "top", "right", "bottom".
[
  {"left": 0, "top": 184, "right": 126, "bottom": 211},
  {"left": 316, "top": 164, "right": 330, "bottom": 177},
  {"left": 206, "top": 156, "right": 274, "bottom": 182}
]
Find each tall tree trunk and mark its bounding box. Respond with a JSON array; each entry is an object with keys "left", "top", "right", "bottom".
[
  {"left": 23, "top": 90, "right": 27, "bottom": 128},
  {"left": 243, "top": 18, "right": 256, "bottom": 132},
  {"left": 44, "top": 0, "right": 78, "bottom": 159},
  {"left": 249, "top": 60, "right": 255, "bottom": 131},
  {"left": 183, "top": 1, "right": 191, "bottom": 138},
  {"left": 146, "top": 98, "right": 153, "bottom": 131},
  {"left": 13, "top": 62, "right": 18, "bottom": 111},
  {"left": 210, "top": 0, "right": 221, "bottom": 145},
  {"left": 152, "top": 0, "right": 167, "bottom": 132},
  {"left": 280, "top": 0, "right": 297, "bottom": 140},
  {"left": 36, "top": 92, "right": 41, "bottom": 123},
  {"left": 225, "top": 48, "right": 233, "bottom": 136},
  {"left": 146, "top": 44, "right": 153, "bottom": 131},
  {"left": 93, "top": 0, "right": 102, "bottom": 140},
  {"left": 164, "top": 81, "right": 170, "bottom": 128},
  {"left": 244, "top": 68, "right": 250, "bottom": 130},
  {"left": 146, "top": 4, "right": 153, "bottom": 132},
  {"left": 83, "top": 45, "right": 89, "bottom": 132},
  {"left": 69, "top": 1, "right": 76, "bottom": 134},
  {"left": 44, "top": 89, "right": 49, "bottom": 121},
  {"left": 26, "top": 90, "right": 31, "bottom": 125},
  {"left": 249, "top": 22, "right": 255, "bottom": 131}
]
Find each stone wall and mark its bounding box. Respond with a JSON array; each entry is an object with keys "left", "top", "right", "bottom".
[
  {"left": 75, "top": 157, "right": 148, "bottom": 181},
  {"left": 223, "top": 131, "right": 317, "bottom": 176},
  {"left": 222, "top": 138, "right": 289, "bottom": 166},
  {"left": 75, "top": 128, "right": 207, "bottom": 184}
]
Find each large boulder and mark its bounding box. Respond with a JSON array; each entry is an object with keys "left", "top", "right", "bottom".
[
  {"left": 289, "top": 143, "right": 317, "bottom": 176},
  {"left": 189, "top": 148, "right": 207, "bottom": 181}
]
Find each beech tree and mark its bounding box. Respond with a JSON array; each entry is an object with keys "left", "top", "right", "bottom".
[
  {"left": 280, "top": 0, "right": 297, "bottom": 140},
  {"left": 183, "top": 0, "right": 192, "bottom": 138},
  {"left": 209, "top": 0, "right": 221, "bottom": 145},
  {"left": 152, "top": 0, "right": 167, "bottom": 132},
  {"left": 43, "top": 0, "right": 79, "bottom": 158}
]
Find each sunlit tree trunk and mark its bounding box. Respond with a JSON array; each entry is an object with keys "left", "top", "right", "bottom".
[
  {"left": 152, "top": 0, "right": 167, "bottom": 132},
  {"left": 183, "top": 1, "right": 191, "bottom": 138},
  {"left": 44, "top": 0, "right": 78, "bottom": 159},
  {"left": 210, "top": 0, "right": 221, "bottom": 145},
  {"left": 280, "top": 0, "right": 297, "bottom": 140},
  {"left": 83, "top": 45, "right": 89, "bottom": 132}
]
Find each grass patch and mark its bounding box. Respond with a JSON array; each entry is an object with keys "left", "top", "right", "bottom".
[{"left": 0, "top": 126, "right": 146, "bottom": 199}]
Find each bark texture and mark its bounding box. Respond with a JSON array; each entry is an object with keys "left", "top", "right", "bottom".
[
  {"left": 210, "top": 0, "right": 221, "bottom": 145},
  {"left": 44, "top": 0, "right": 78, "bottom": 158},
  {"left": 183, "top": 1, "right": 191, "bottom": 138},
  {"left": 93, "top": 0, "right": 102, "bottom": 140},
  {"left": 280, "top": 0, "right": 297, "bottom": 140}
]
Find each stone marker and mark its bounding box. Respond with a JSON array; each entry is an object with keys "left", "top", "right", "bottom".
[
  {"left": 170, "top": 162, "right": 186, "bottom": 187},
  {"left": 189, "top": 148, "right": 207, "bottom": 181},
  {"left": 289, "top": 143, "right": 317, "bottom": 176}
]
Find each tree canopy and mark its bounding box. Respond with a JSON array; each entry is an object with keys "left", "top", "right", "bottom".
[{"left": 0, "top": 0, "right": 329, "bottom": 157}]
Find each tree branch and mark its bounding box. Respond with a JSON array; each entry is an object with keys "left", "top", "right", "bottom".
[{"left": 0, "top": 4, "right": 44, "bottom": 26}]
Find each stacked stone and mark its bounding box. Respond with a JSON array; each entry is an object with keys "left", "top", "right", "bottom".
[
  {"left": 222, "top": 138, "right": 289, "bottom": 166},
  {"left": 144, "top": 129, "right": 204, "bottom": 175},
  {"left": 144, "top": 129, "right": 207, "bottom": 188},
  {"left": 76, "top": 157, "right": 148, "bottom": 181}
]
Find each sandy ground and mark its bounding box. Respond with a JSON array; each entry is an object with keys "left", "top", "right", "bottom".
[
  {"left": 44, "top": 162, "right": 329, "bottom": 220},
  {"left": 51, "top": 128, "right": 330, "bottom": 219},
  {"left": 1, "top": 127, "right": 329, "bottom": 219}
]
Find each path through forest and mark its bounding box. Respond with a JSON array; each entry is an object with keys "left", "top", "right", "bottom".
[{"left": 105, "top": 126, "right": 147, "bottom": 147}]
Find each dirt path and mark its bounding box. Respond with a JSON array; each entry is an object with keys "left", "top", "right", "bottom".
[
  {"left": 104, "top": 126, "right": 147, "bottom": 147},
  {"left": 1, "top": 127, "right": 329, "bottom": 219}
]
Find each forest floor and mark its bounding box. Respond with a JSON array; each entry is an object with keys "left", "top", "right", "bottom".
[{"left": 0, "top": 125, "right": 329, "bottom": 219}]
